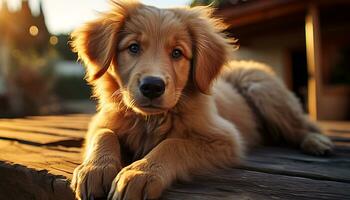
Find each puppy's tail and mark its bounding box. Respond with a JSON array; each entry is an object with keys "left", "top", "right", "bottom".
[{"left": 221, "top": 60, "right": 320, "bottom": 146}]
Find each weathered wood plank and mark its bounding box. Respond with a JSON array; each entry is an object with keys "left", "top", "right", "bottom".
[
  {"left": 163, "top": 168, "right": 350, "bottom": 200},
  {"left": 0, "top": 129, "right": 82, "bottom": 146},
  {"left": 28, "top": 114, "right": 92, "bottom": 123},
  {"left": 320, "top": 121, "right": 350, "bottom": 132},
  {"left": 0, "top": 118, "right": 349, "bottom": 200},
  {"left": 242, "top": 146, "right": 350, "bottom": 183},
  {"left": 328, "top": 132, "right": 350, "bottom": 140},
  {"left": 0, "top": 118, "right": 89, "bottom": 130},
  {"left": 0, "top": 161, "right": 75, "bottom": 200},
  {"left": 1, "top": 161, "right": 349, "bottom": 200},
  {"left": 0, "top": 122, "right": 86, "bottom": 138},
  {"left": 0, "top": 140, "right": 81, "bottom": 178}
]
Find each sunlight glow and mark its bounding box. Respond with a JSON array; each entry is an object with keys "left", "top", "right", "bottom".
[
  {"left": 305, "top": 5, "right": 321, "bottom": 120},
  {"left": 29, "top": 25, "right": 39, "bottom": 36},
  {"left": 49, "top": 36, "right": 58, "bottom": 45},
  {"left": 1, "top": 0, "right": 191, "bottom": 34}
]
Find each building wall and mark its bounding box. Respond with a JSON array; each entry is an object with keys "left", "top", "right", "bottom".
[
  {"left": 230, "top": 29, "right": 306, "bottom": 85},
  {"left": 231, "top": 46, "right": 286, "bottom": 80},
  {"left": 320, "top": 92, "right": 349, "bottom": 120},
  {"left": 229, "top": 30, "right": 350, "bottom": 120}
]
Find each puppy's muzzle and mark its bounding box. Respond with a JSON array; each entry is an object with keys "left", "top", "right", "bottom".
[{"left": 139, "top": 76, "right": 165, "bottom": 99}]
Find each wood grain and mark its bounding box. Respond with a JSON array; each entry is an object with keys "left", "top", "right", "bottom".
[
  {"left": 0, "top": 115, "right": 349, "bottom": 200},
  {"left": 0, "top": 161, "right": 75, "bottom": 200},
  {"left": 243, "top": 147, "right": 350, "bottom": 183},
  {"left": 0, "top": 140, "right": 81, "bottom": 178},
  {"left": 164, "top": 169, "right": 350, "bottom": 200},
  {"left": 0, "top": 119, "right": 88, "bottom": 131}
]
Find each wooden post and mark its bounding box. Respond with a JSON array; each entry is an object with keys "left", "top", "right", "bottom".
[{"left": 305, "top": 4, "right": 322, "bottom": 120}]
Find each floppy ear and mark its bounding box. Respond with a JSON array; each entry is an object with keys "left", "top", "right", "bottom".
[
  {"left": 184, "top": 7, "right": 234, "bottom": 94},
  {"left": 71, "top": 1, "right": 139, "bottom": 82}
]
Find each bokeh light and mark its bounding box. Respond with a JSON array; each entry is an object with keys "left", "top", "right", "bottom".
[
  {"left": 29, "top": 25, "right": 39, "bottom": 36},
  {"left": 49, "top": 35, "right": 58, "bottom": 45}
]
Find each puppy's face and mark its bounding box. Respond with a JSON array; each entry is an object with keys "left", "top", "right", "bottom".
[
  {"left": 116, "top": 7, "right": 192, "bottom": 114},
  {"left": 72, "top": 1, "right": 232, "bottom": 115}
]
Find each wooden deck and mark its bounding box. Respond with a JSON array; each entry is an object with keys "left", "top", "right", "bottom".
[{"left": 0, "top": 114, "right": 349, "bottom": 200}]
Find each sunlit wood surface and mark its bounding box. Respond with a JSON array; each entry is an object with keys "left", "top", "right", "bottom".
[{"left": 0, "top": 114, "right": 349, "bottom": 200}]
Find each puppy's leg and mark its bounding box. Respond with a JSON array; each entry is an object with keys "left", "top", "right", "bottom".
[
  {"left": 107, "top": 120, "right": 243, "bottom": 200},
  {"left": 246, "top": 83, "right": 333, "bottom": 155},
  {"left": 224, "top": 62, "right": 333, "bottom": 155},
  {"left": 300, "top": 118, "right": 333, "bottom": 155},
  {"left": 71, "top": 114, "right": 122, "bottom": 199}
]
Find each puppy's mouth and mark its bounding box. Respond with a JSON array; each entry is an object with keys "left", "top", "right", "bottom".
[{"left": 137, "top": 104, "right": 167, "bottom": 115}]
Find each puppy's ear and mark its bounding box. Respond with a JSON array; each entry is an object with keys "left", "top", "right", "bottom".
[
  {"left": 179, "top": 7, "right": 234, "bottom": 94},
  {"left": 71, "top": 18, "right": 117, "bottom": 82},
  {"left": 71, "top": 1, "right": 139, "bottom": 82}
]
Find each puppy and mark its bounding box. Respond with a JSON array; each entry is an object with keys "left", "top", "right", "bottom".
[{"left": 70, "top": 1, "right": 333, "bottom": 199}]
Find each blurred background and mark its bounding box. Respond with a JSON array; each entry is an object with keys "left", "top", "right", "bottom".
[{"left": 0, "top": 0, "right": 349, "bottom": 120}]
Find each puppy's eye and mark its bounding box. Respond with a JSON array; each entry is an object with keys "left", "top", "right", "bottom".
[
  {"left": 171, "top": 49, "right": 183, "bottom": 59},
  {"left": 128, "top": 43, "right": 140, "bottom": 54}
]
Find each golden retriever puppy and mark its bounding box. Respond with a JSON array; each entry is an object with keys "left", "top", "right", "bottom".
[{"left": 70, "top": 1, "right": 333, "bottom": 199}]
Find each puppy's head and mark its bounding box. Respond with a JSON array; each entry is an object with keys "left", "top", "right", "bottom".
[{"left": 72, "top": 0, "right": 233, "bottom": 115}]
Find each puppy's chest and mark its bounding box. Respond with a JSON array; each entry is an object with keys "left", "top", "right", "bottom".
[{"left": 119, "top": 114, "right": 175, "bottom": 164}]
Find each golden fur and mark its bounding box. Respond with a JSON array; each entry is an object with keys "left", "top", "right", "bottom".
[{"left": 70, "top": 1, "right": 333, "bottom": 199}]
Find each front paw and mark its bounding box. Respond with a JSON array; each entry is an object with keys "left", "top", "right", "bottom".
[
  {"left": 71, "top": 161, "right": 120, "bottom": 200},
  {"left": 108, "top": 159, "right": 165, "bottom": 200},
  {"left": 301, "top": 133, "right": 334, "bottom": 156}
]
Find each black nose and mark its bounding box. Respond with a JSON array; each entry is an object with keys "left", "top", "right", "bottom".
[{"left": 139, "top": 76, "right": 165, "bottom": 99}]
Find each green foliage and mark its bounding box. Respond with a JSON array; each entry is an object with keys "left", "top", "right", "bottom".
[
  {"left": 53, "top": 76, "right": 91, "bottom": 100},
  {"left": 54, "top": 34, "right": 77, "bottom": 61}
]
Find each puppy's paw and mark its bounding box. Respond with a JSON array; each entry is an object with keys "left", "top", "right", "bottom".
[
  {"left": 108, "top": 159, "right": 165, "bottom": 200},
  {"left": 71, "top": 161, "right": 120, "bottom": 200},
  {"left": 301, "top": 133, "right": 334, "bottom": 156}
]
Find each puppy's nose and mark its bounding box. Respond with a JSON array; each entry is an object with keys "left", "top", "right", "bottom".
[{"left": 139, "top": 76, "right": 165, "bottom": 99}]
